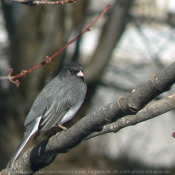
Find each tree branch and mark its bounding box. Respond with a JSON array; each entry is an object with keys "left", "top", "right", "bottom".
[
  {"left": 86, "top": 94, "right": 175, "bottom": 139},
  {"left": 12, "top": 0, "right": 77, "bottom": 6},
  {"left": 2, "top": 61, "right": 175, "bottom": 175},
  {"left": 0, "top": 5, "right": 111, "bottom": 87},
  {"left": 85, "top": 0, "right": 133, "bottom": 84}
]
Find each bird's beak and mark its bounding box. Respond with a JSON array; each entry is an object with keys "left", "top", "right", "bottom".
[{"left": 77, "top": 70, "right": 84, "bottom": 77}]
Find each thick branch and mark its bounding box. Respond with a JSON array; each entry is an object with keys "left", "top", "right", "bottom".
[
  {"left": 2, "top": 95, "right": 175, "bottom": 174},
  {"left": 2, "top": 61, "right": 175, "bottom": 174},
  {"left": 87, "top": 94, "right": 175, "bottom": 139}
]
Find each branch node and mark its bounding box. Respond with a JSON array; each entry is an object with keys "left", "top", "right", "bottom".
[
  {"left": 8, "top": 68, "right": 13, "bottom": 76},
  {"left": 117, "top": 94, "right": 134, "bottom": 114},
  {"left": 105, "top": 118, "right": 113, "bottom": 124},
  {"left": 8, "top": 69, "right": 20, "bottom": 87},
  {"left": 21, "top": 70, "right": 27, "bottom": 77},
  {"left": 45, "top": 56, "right": 52, "bottom": 63},
  {"left": 85, "top": 27, "right": 90, "bottom": 32},
  {"left": 129, "top": 107, "right": 138, "bottom": 113},
  {"left": 150, "top": 74, "right": 171, "bottom": 92},
  {"left": 106, "top": 4, "right": 111, "bottom": 10},
  {"left": 132, "top": 89, "right": 136, "bottom": 92}
]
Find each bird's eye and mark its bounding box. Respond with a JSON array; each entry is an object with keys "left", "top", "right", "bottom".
[{"left": 70, "top": 69, "right": 74, "bottom": 73}]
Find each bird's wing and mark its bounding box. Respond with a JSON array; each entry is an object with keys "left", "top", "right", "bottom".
[
  {"left": 35, "top": 98, "right": 72, "bottom": 138},
  {"left": 24, "top": 78, "right": 69, "bottom": 126},
  {"left": 24, "top": 82, "right": 53, "bottom": 127}
]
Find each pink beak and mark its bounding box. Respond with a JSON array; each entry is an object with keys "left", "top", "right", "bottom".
[{"left": 77, "top": 70, "right": 84, "bottom": 77}]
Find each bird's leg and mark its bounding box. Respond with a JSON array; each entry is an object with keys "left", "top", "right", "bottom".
[
  {"left": 58, "top": 124, "right": 68, "bottom": 130},
  {"left": 55, "top": 125, "right": 68, "bottom": 137}
]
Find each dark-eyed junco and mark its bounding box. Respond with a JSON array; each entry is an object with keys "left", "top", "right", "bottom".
[{"left": 7, "top": 62, "right": 87, "bottom": 167}]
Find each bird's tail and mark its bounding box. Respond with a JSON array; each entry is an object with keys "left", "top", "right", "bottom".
[
  {"left": 7, "top": 117, "right": 41, "bottom": 168},
  {"left": 7, "top": 131, "right": 32, "bottom": 168}
]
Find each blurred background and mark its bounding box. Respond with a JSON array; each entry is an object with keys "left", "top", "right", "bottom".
[{"left": 1, "top": 0, "right": 175, "bottom": 174}]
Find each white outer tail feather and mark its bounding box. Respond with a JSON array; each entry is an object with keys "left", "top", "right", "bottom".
[{"left": 7, "top": 117, "right": 41, "bottom": 168}]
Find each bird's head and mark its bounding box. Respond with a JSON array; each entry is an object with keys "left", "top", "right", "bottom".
[{"left": 60, "top": 62, "right": 85, "bottom": 82}]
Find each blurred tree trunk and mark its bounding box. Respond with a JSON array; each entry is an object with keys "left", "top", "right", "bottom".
[{"left": 0, "top": 0, "right": 133, "bottom": 170}]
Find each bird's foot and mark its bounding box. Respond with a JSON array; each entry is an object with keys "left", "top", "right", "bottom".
[{"left": 58, "top": 124, "right": 68, "bottom": 130}]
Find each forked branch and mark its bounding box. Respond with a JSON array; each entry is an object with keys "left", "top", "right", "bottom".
[{"left": 0, "top": 5, "right": 111, "bottom": 87}]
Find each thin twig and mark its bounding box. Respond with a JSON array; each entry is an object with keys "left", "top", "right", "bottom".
[
  {"left": 0, "top": 5, "right": 111, "bottom": 87},
  {"left": 12, "top": 0, "right": 77, "bottom": 6}
]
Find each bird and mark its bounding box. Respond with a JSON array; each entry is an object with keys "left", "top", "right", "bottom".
[{"left": 7, "top": 62, "right": 87, "bottom": 168}]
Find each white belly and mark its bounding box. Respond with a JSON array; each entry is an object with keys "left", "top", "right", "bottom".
[{"left": 60, "top": 103, "right": 82, "bottom": 125}]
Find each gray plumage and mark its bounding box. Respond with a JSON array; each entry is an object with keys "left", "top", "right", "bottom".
[{"left": 7, "top": 62, "right": 87, "bottom": 168}]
